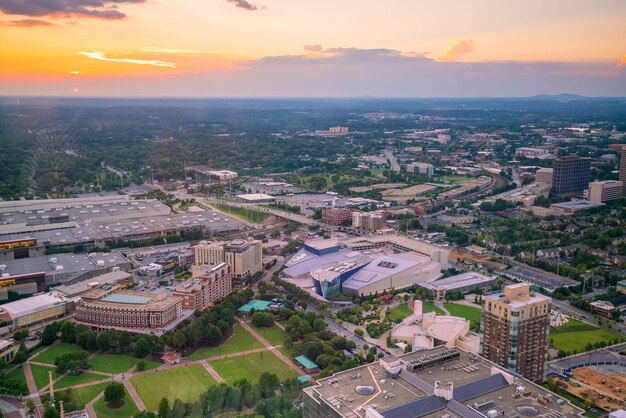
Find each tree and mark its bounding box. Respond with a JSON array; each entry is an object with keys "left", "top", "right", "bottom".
[
  {"left": 258, "top": 372, "right": 280, "bottom": 398},
  {"left": 104, "top": 382, "right": 125, "bottom": 404},
  {"left": 119, "top": 331, "right": 133, "bottom": 352},
  {"left": 135, "top": 338, "right": 151, "bottom": 358},
  {"left": 41, "top": 323, "right": 59, "bottom": 346},
  {"left": 26, "top": 400, "right": 35, "bottom": 416},
  {"left": 251, "top": 312, "right": 274, "bottom": 328},
  {"left": 136, "top": 360, "right": 146, "bottom": 371},
  {"left": 97, "top": 333, "right": 111, "bottom": 351},
  {"left": 158, "top": 397, "right": 170, "bottom": 418},
  {"left": 13, "top": 329, "right": 28, "bottom": 342},
  {"left": 61, "top": 321, "right": 76, "bottom": 343},
  {"left": 43, "top": 403, "right": 59, "bottom": 418}
]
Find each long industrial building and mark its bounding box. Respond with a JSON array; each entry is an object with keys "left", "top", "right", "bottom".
[
  {"left": 303, "top": 346, "right": 584, "bottom": 418},
  {"left": 0, "top": 196, "right": 244, "bottom": 260},
  {"left": 0, "top": 251, "right": 131, "bottom": 301}
]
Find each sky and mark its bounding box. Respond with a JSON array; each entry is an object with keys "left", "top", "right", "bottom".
[{"left": 1, "top": 0, "right": 625, "bottom": 97}]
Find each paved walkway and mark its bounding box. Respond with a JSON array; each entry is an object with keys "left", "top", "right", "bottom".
[
  {"left": 22, "top": 363, "right": 40, "bottom": 403},
  {"left": 200, "top": 361, "right": 225, "bottom": 384},
  {"left": 85, "top": 391, "right": 103, "bottom": 418},
  {"left": 237, "top": 318, "right": 305, "bottom": 376},
  {"left": 434, "top": 301, "right": 450, "bottom": 315},
  {"left": 122, "top": 379, "right": 146, "bottom": 411}
]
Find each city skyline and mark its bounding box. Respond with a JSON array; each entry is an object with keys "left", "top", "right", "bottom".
[{"left": 1, "top": 0, "right": 626, "bottom": 96}]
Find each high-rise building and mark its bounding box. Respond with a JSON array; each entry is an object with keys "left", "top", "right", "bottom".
[
  {"left": 588, "top": 180, "right": 624, "bottom": 202},
  {"left": 480, "top": 283, "right": 551, "bottom": 383},
  {"left": 351, "top": 211, "right": 388, "bottom": 231},
  {"left": 194, "top": 239, "right": 262, "bottom": 288},
  {"left": 551, "top": 155, "right": 591, "bottom": 196},
  {"left": 610, "top": 144, "right": 626, "bottom": 197}
]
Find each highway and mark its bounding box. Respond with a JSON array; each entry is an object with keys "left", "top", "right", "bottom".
[{"left": 384, "top": 149, "right": 401, "bottom": 172}]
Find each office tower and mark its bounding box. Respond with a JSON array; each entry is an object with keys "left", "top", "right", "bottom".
[
  {"left": 551, "top": 155, "right": 591, "bottom": 196},
  {"left": 480, "top": 283, "right": 551, "bottom": 383},
  {"left": 588, "top": 180, "right": 624, "bottom": 202},
  {"left": 194, "top": 238, "right": 262, "bottom": 288}
]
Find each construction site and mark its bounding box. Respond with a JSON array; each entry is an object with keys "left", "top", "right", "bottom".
[{"left": 555, "top": 365, "right": 626, "bottom": 412}]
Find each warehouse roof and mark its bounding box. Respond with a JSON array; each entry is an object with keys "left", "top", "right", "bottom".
[{"left": 0, "top": 294, "right": 65, "bottom": 318}]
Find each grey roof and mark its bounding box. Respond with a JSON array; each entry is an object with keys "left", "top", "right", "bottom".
[
  {"left": 342, "top": 254, "right": 425, "bottom": 291},
  {"left": 382, "top": 395, "right": 446, "bottom": 418},
  {"left": 282, "top": 248, "right": 368, "bottom": 278},
  {"left": 454, "top": 373, "right": 509, "bottom": 402}
]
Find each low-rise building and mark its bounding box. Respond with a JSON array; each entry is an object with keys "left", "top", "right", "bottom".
[
  {"left": 515, "top": 147, "right": 551, "bottom": 158},
  {"left": 589, "top": 300, "right": 616, "bottom": 318},
  {"left": 321, "top": 208, "right": 353, "bottom": 226},
  {"left": 75, "top": 290, "right": 188, "bottom": 336},
  {"left": 302, "top": 346, "right": 584, "bottom": 418},
  {"left": 407, "top": 162, "right": 434, "bottom": 176},
  {"left": 417, "top": 272, "right": 496, "bottom": 300},
  {"left": 0, "top": 293, "right": 71, "bottom": 332}
]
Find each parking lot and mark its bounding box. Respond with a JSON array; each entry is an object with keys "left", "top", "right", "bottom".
[{"left": 504, "top": 265, "right": 578, "bottom": 290}]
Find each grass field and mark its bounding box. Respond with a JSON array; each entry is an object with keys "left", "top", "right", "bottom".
[
  {"left": 203, "top": 202, "right": 269, "bottom": 223},
  {"left": 32, "top": 343, "right": 87, "bottom": 365},
  {"left": 93, "top": 387, "right": 139, "bottom": 418},
  {"left": 5, "top": 366, "right": 27, "bottom": 386},
  {"left": 440, "top": 175, "right": 473, "bottom": 183},
  {"left": 209, "top": 351, "right": 298, "bottom": 385},
  {"left": 56, "top": 372, "right": 107, "bottom": 389},
  {"left": 139, "top": 359, "right": 162, "bottom": 371},
  {"left": 131, "top": 364, "right": 217, "bottom": 410},
  {"left": 549, "top": 319, "right": 624, "bottom": 353},
  {"left": 443, "top": 303, "right": 482, "bottom": 325},
  {"left": 52, "top": 383, "right": 108, "bottom": 411},
  {"left": 187, "top": 323, "right": 263, "bottom": 360},
  {"left": 90, "top": 354, "right": 139, "bottom": 374},
  {"left": 388, "top": 302, "right": 446, "bottom": 321},
  {"left": 30, "top": 364, "right": 58, "bottom": 389},
  {"left": 249, "top": 324, "right": 285, "bottom": 346}
]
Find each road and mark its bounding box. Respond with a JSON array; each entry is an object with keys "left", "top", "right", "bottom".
[{"left": 384, "top": 149, "right": 401, "bottom": 172}]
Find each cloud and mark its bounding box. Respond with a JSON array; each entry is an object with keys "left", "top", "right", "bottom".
[
  {"left": 0, "top": 18, "right": 53, "bottom": 26},
  {"left": 438, "top": 38, "right": 475, "bottom": 61},
  {"left": 617, "top": 55, "right": 626, "bottom": 68},
  {"left": 304, "top": 45, "right": 323, "bottom": 53},
  {"left": 226, "top": 0, "right": 260, "bottom": 11},
  {"left": 69, "top": 70, "right": 80, "bottom": 74},
  {"left": 140, "top": 47, "right": 208, "bottom": 54},
  {"left": 0, "top": 0, "right": 145, "bottom": 20},
  {"left": 77, "top": 51, "right": 177, "bottom": 68}
]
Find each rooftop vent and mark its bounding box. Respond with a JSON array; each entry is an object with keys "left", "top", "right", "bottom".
[
  {"left": 516, "top": 406, "right": 539, "bottom": 416},
  {"left": 355, "top": 386, "right": 374, "bottom": 396}
]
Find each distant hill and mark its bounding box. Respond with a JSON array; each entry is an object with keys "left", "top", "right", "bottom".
[{"left": 528, "top": 93, "right": 587, "bottom": 100}]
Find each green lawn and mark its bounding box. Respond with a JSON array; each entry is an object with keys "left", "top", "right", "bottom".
[
  {"left": 549, "top": 319, "right": 624, "bottom": 353},
  {"left": 204, "top": 202, "right": 269, "bottom": 223},
  {"left": 56, "top": 372, "right": 107, "bottom": 389},
  {"left": 1, "top": 366, "right": 28, "bottom": 396},
  {"left": 131, "top": 364, "right": 217, "bottom": 411},
  {"left": 139, "top": 360, "right": 162, "bottom": 371},
  {"left": 249, "top": 324, "right": 285, "bottom": 346},
  {"left": 443, "top": 303, "right": 482, "bottom": 325},
  {"left": 30, "top": 364, "right": 58, "bottom": 390},
  {"left": 32, "top": 343, "right": 87, "bottom": 365},
  {"left": 47, "top": 383, "right": 108, "bottom": 411},
  {"left": 440, "top": 175, "right": 472, "bottom": 183},
  {"left": 388, "top": 302, "right": 446, "bottom": 321},
  {"left": 93, "top": 386, "right": 139, "bottom": 418},
  {"left": 5, "top": 366, "right": 27, "bottom": 386},
  {"left": 187, "top": 323, "right": 263, "bottom": 360},
  {"left": 209, "top": 351, "right": 298, "bottom": 385},
  {"left": 90, "top": 354, "right": 139, "bottom": 374}
]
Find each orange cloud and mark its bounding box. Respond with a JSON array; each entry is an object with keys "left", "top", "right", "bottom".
[
  {"left": 438, "top": 38, "right": 475, "bottom": 61},
  {"left": 77, "top": 51, "right": 177, "bottom": 68},
  {"left": 617, "top": 54, "right": 626, "bottom": 68},
  {"left": 0, "top": 19, "right": 54, "bottom": 27}
]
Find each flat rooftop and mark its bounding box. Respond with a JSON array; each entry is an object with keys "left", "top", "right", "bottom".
[
  {"left": 305, "top": 346, "right": 584, "bottom": 418},
  {"left": 0, "top": 293, "right": 66, "bottom": 318},
  {"left": 342, "top": 253, "right": 433, "bottom": 292},
  {"left": 0, "top": 252, "right": 128, "bottom": 281},
  {"left": 418, "top": 272, "right": 495, "bottom": 292}
]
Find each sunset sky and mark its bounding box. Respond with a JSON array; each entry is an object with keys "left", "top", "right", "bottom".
[{"left": 1, "top": 0, "right": 625, "bottom": 97}]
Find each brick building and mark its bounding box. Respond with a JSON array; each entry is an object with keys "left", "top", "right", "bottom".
[
  {"left": 174, "top": 262, "right": 232, "bottom": 311},
  {"left": 321, "top": 208, "right": 352, "bottom": 226},
  {"left": 480, "top": 283, "right": 551, "bottom": 383}
]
